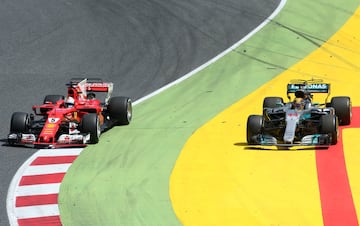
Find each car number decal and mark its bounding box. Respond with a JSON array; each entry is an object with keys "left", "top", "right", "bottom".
[{"left": 48, "top": 118, "right": 60, "bottom": 123}]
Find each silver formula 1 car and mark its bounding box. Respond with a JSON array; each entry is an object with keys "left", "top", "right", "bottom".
[{"left": 247, "top": 79, "right": 351, "bottom": 146}]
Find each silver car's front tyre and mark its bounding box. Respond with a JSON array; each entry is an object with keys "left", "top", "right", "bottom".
[
  {"left": 247, "top": 115, "right": 263, "bottom": 144},
  {"left": 320, "top": 114, "right": 338, "bottom": 145}
]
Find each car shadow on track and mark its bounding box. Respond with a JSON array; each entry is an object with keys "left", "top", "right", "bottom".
[
  {"left": 233, "top": 142, "right": 329, "bottom": 151},
  {"left": 0, "top": 138, "right": 36, "bottom": 150}
]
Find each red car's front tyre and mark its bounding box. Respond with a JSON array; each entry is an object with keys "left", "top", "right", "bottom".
[{"left": 81, "top": 113, "right": 100, "bottom": 144}]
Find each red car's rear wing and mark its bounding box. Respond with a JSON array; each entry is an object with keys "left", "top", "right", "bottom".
[
  {"left": 85, "top": 82, "right": 113, "bottom": 92},
  {"left": 67, "top": 78, "right": 113, "bottom": 104},
  {"left": 67, "top": 78, "right": 113, "bottom": 92},
  {"left": 67, "top": 78, "right": 103, "bottom": 85}
]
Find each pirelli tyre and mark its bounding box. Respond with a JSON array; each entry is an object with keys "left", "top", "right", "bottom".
[
  {"left": 10, "top": 112, "right": 30, "bottom": 133},
  {"left": 108, "top": 96, "right": 132, "bottom": 125},
  {"left": 247, "top": 115, "right": 263, "bottom": 144},
  {"left": 330, "top": 96, "right": 351, "bottom": 125},
  {"left": 263, "top": 97, "right": 284, "bottom": 108},
  {"left": 320, "top": 114, "right": 338, "bottom": 145},
  {"left": 43, "top": 95, "right": 65, "bottom": 104},
  {"left": 81, "top": 113, "right": 100, "bottom": 144}
]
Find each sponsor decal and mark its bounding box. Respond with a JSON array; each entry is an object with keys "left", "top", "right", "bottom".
[
  {"left": 305, "top": 84, "right": 328, "bottom": 89},
  {"left": 21, "top": 134, "right": 36, "bottom": 143},
  {"left": 288, "top": 83, "right": 329, "bottom": 93},
  {"left": 86, "top": 83, "right": 109, "bottom": 88},
  {"left": 46, "top": 124, "right": 56, "bottom": 128},
  {"left": 289, "top": 84, "right": 301, "bottom": 90},
  {"left": 58, "top": 134, "right": 84, "bottom": 143},
  {"left": 48, "top": 118, "right": 60, "bottom": 123},
  {"left": 287, "top": 113, "right": 299, "bottom": 117}
]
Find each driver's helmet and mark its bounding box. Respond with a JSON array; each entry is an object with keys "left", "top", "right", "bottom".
[
  {"left": 65, "top": 96, "right": 75, "bottom": 108},
  {"left": 293, "top": 97, "right": 305, "bottom": 110},
  {"left": 295, "top": 89, "right": 305, "bottom": 98},
  {"left": 87, "top": 92, "right": 96, "bottom": 99}
]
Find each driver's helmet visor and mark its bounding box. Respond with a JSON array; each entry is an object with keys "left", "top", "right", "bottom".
[{"left": 294, "top": 98, "right": 304, "bottom": 109}]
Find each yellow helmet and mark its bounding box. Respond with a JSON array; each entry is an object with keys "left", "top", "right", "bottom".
[{"left": 294, "top": 97, "right": 304, "bottom": 110}]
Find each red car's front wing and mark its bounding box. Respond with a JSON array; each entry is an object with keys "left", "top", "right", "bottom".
[{"left": 8, "top": 133, "right": 90, "bottom": 149}]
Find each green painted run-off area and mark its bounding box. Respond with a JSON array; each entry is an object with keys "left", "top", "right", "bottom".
[{"left": 59, "top": 1, "right": 359, "bottom": 225}]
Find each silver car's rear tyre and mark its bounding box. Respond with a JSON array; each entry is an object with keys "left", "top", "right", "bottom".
[
  {"left": 330, "top": 96, "right": 351, "bottom": 125},
  {"left": 263, "top": 97, "right": 284, "bottom": 108}
]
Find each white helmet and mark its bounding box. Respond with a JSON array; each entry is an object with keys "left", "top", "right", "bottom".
[{"left": 65, "top": 96, "right": 75, "bottom": 108}]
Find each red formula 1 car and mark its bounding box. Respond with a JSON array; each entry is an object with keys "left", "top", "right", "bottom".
[{"left": 8, "top": 78, "right": 132, "bottom": 148}]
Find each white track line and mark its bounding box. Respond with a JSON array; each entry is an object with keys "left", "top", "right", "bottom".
[
  {"left": 16, "top": 184, "right": 61, "bottom": 197},
  {"left": 7, "top": 149, "right": 82, "bottom": 226},
  {"left": 134, "top": 0, "right": 287, "bottom": 105},
  {"left": 6, "top": 1, "right": 287, "bottom": 225},
  {"left": 35, "top": 148, "right": 83, "bottom": 156},
  {"left": 15, "top": 204, "right": 60, "bottom": 219},
  {"left": 22, "top": 164, "right": 72, "bottom": 176}
]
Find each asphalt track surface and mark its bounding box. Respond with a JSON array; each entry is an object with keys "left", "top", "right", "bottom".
[{"left": 0, "top": 0, "right": 281, "bottom": 225}]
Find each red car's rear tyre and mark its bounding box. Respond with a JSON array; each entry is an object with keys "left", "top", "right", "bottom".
[{"left": 43, "top": 95, "right": 65, "bottom": 104}]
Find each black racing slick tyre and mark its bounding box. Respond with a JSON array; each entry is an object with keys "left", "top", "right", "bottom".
[
  {"left": 247, "top": 115, "right": 263, "bottom": 144},
  {"left": 81, "top": 113, "right": 100, "bottom": 144},
  {"left": 330, "top": 96, "right": 351, "bottom": 125},
  {"left": 263, "top": 97, "right": 284, "bottom": 108},
  {"left": 43, "top": 95, "right": 65, "bottom": 104},
  {"left": 10, "top": 112, "right": 30, "bottom": 133},
  {"left": 320, "top": 114, "right": 338, "bottom": 145},
  {"left": 108, "top": 96, "right": 132, "bottom": 125}
]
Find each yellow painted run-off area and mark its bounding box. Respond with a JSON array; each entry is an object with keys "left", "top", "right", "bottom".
[{"left": 170, "top": 6, "right": 360, "bottom": 226}]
